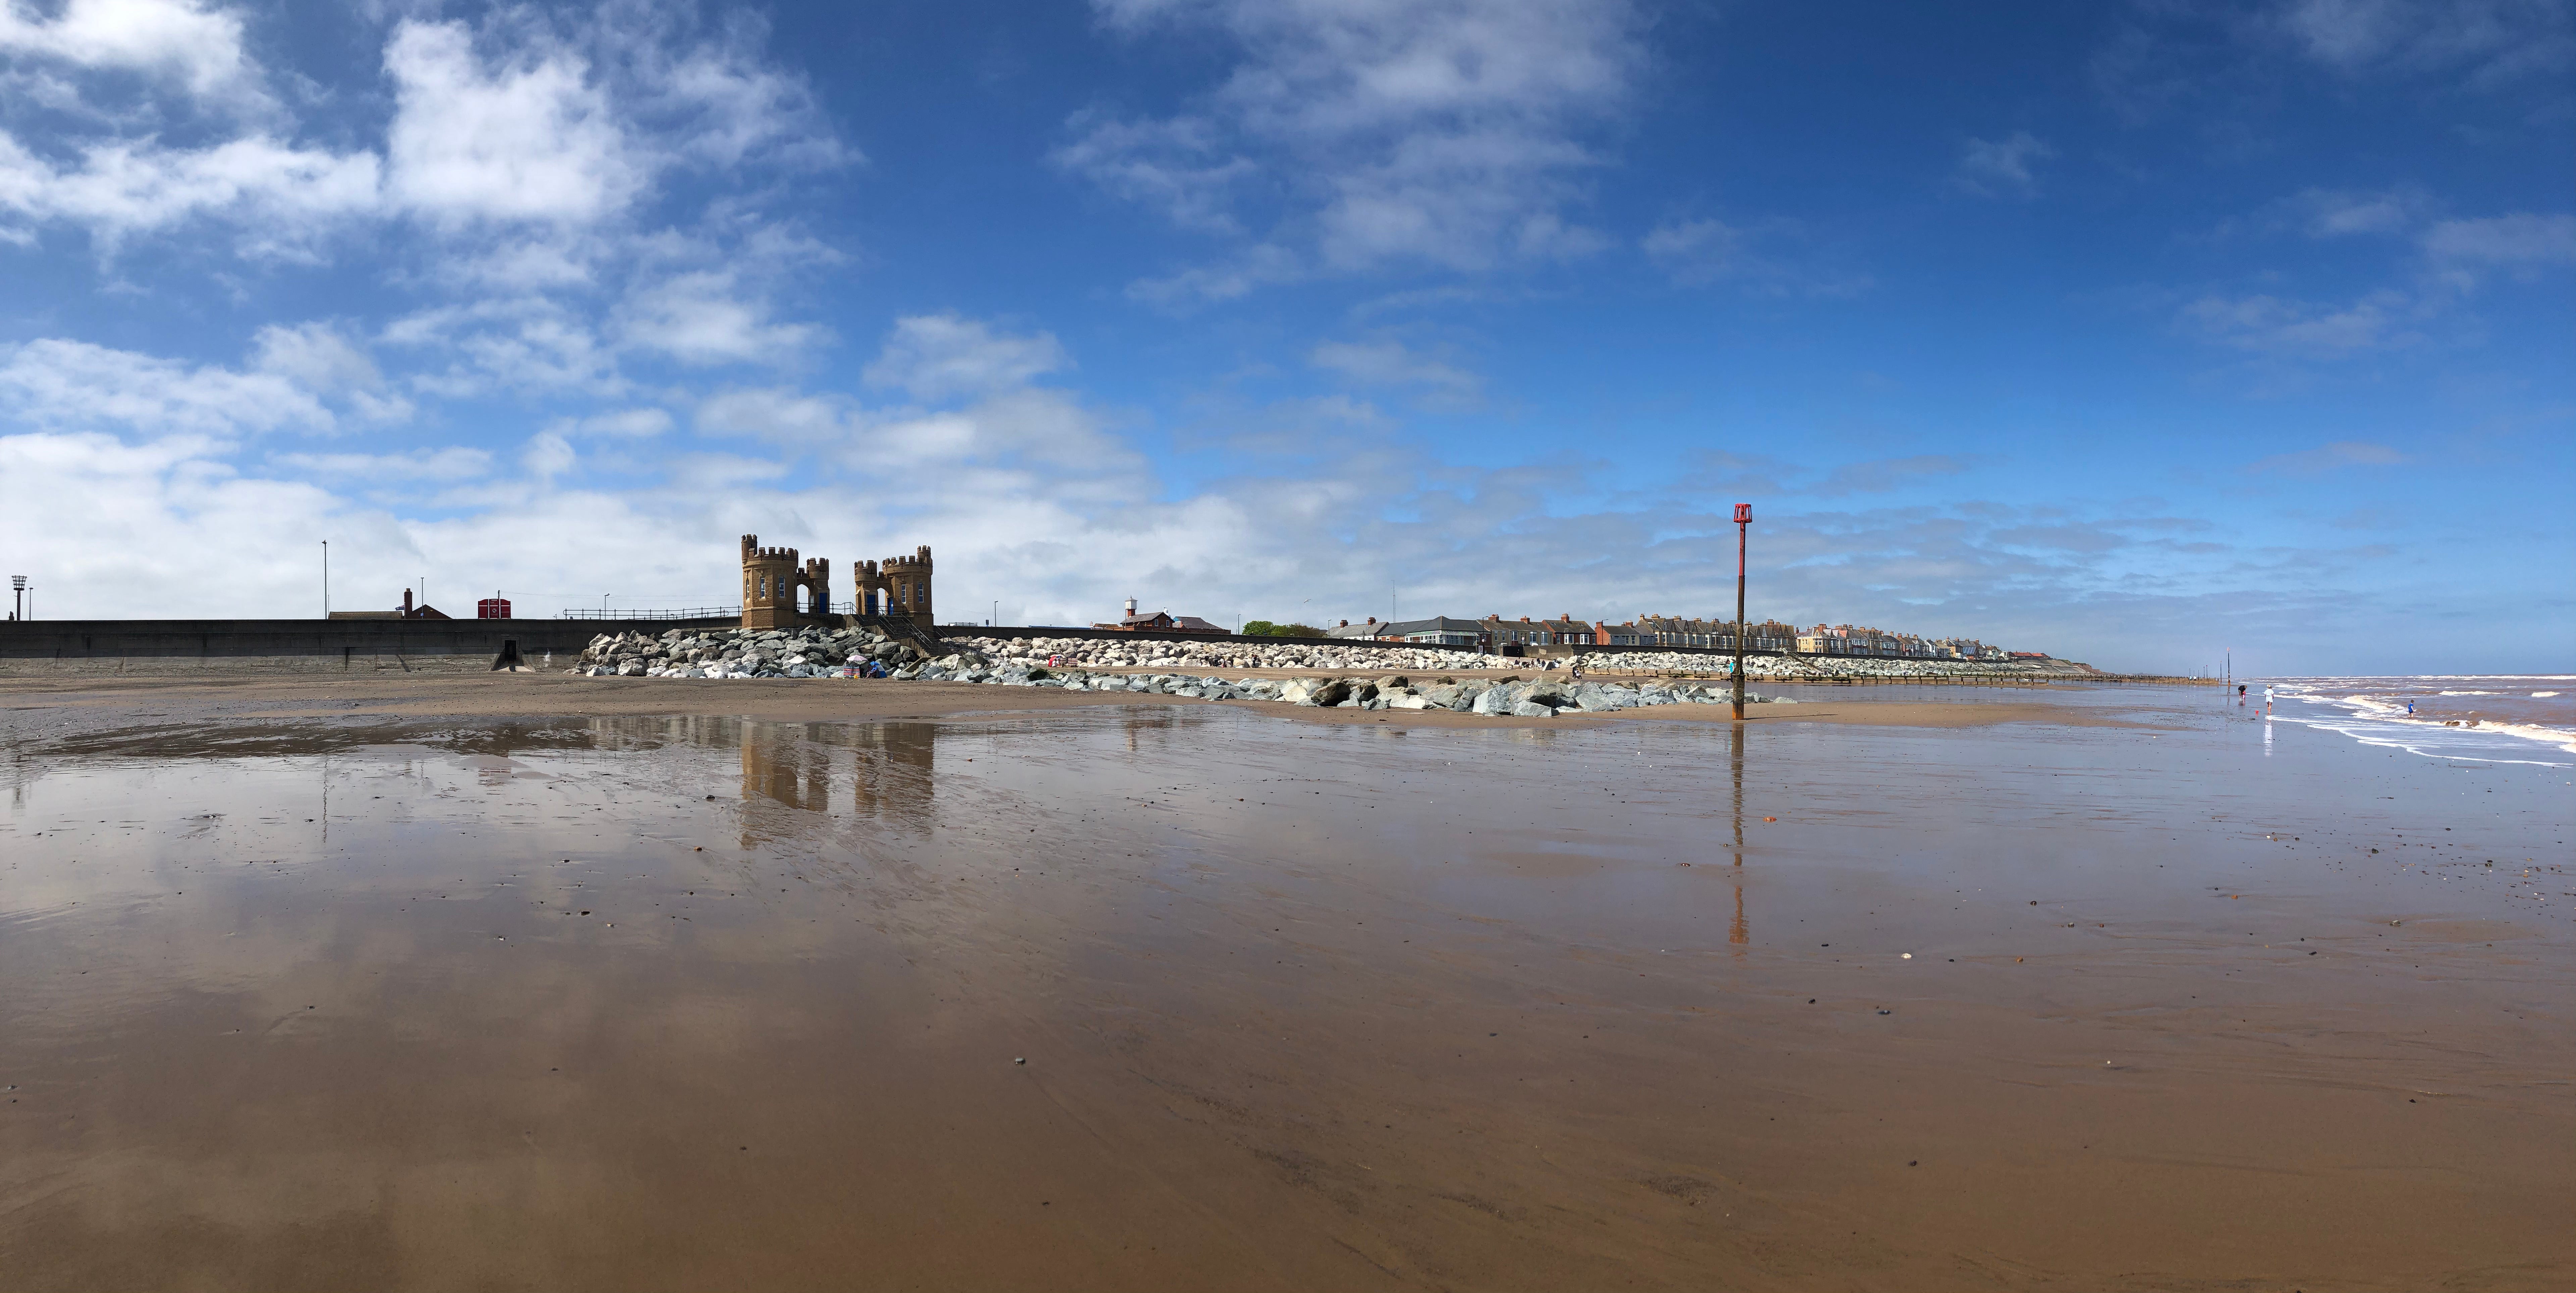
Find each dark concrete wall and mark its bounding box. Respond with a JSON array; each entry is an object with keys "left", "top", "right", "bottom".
[{"left": 0, "top": 617, "right": 739, "bottom": 660}]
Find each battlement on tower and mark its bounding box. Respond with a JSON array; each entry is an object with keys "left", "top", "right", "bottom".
[
  {"left": 881, "top": 545, "right": 932, "bottom": 571},
  {"left": 740, "top": 534, "right": 801, "bottom": 564}
]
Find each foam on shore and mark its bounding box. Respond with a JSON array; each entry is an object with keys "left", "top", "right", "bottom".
[{"left": 2272, "top": 679, "right": 2576, "bottom": 766}]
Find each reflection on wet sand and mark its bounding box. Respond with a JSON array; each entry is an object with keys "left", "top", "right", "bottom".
[
  {"left": 1, "top": 700, "right": 2569, "bottom": 1291},
  {"left": 732, "top": 720, "right": 937, "bottom": 826},
  {"left": 1730, "top": 722, "right": 1748, "bottom": 951}
]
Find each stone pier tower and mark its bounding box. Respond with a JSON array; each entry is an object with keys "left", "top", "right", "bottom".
[
  {"left": 884, "top": 545, "right": 932, "bottom": 627},
  {"left": 856, "top": 545, "right": 934, "bottom": 627},
  {"left": 739, "top": 534, "right": 832, "bottom": 630}
]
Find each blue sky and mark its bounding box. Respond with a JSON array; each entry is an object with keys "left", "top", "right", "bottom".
[{"left": 0, "top": 0, "right": 2568, "bottom": 674}]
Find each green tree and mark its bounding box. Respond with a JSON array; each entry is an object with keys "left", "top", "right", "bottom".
[{"left": 1240, "top": 620, "right": 1322, "bottom": 638}]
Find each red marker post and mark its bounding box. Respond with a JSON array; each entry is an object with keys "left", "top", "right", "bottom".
[{"left": 1733, "top": 503, "right": 1752, "bottom": 720}]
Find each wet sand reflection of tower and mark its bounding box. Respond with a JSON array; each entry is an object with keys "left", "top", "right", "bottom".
[
  {"left": 842, "top": 723, "right": 937, "bottom": 827},
  {"left": 1730, "top": 723, "right": 1748, "bottom": 952},
  {"left": 737, "top": 721, "right": 939, "bottom": 847},
  {"left": 740, "top": 724, "right": 831, "bottom": 851},
  {"left": 1122, "top": 710, "right": 1180, "bottom": 753},
  {"left": 742, "top": 726, "right": 831, "bottom": 812}
]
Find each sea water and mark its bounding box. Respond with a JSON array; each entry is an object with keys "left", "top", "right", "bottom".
[{"left": 2267, "top": 675, "right": 2576, "bottom": 766}]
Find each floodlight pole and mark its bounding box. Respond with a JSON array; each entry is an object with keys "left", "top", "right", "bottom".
[
  {"left": 10, "top": 574, "right": 25, "bottom": 621},
  {"left": 321, "top": 542, "right": 329, "bottom": 619},
  {"left": 1733, "top": 503, "right": 1751, "bottom": 721}
]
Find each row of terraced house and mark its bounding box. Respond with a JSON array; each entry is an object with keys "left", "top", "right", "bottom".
[{"left": 1326, "top": 614, "right": 2018, "bottom": 661}]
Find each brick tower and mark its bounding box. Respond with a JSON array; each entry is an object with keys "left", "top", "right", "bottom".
[
  {"left": 739, "top": 534, "right": 831, "bottom": 630},
  {"left": 860, "top": 545, "right": 933, "bottom": 627}
]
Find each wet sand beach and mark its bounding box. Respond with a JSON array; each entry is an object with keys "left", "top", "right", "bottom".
[{"left": 2, "top": 676, "right": 2568, "bottom": 1290}]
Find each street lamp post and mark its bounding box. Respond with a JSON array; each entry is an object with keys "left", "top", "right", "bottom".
[
  {"left": 1733, "top": 503, "right": 1752, "bottom": 721},
  {"left": 321, "top": 542, "right": 329, "bottom": 618}
]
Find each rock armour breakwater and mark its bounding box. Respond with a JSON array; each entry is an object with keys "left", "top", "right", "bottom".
[
  {"left": 574, "top": 625, "right": 2099, "bottom": 683},
  {"left": 566, "top": 625, "right": 2102, "bottom": 715}
]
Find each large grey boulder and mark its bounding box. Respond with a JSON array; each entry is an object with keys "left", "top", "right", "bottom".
[
  {"left": 1471, "top": 684, "right": 1517, "bottom": 716},
  {"left": 1510, "top": 701, "right": 1555, "bottom": 718},
  {"left": 1574, "top": 684, "right": 1632, "bottom": 712}
]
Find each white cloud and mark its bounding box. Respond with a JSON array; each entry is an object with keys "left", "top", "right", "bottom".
[
  {"left": 1953, "top": 131, "right": 2053, "bottom": 198},
  {"left": 1309, "top": 337, "right": 1480, "bottom": 408},
  {"left": 1051, "top": 112, "right": 1255, "bottom": 234},
  {"left": 2180, "top": 289, "right": 2424, "bottom": 357},
  {"left": 0, "top": 130, "right": 380, "bottom": 251},
  {"left": 383, "top": 299, "right": 624, "bottom": 397},
  {"left": 615, "top": 269, "right": 822, "bottom": 366},
  {"left": 1811, "top": 455, "right": 1973, "bottom": 498},
  {"left": 2272, "top": 0, "right": 2575, "bottom": 85},
  {"left": 2265, "top": 185, "right": 2436, "bottom": 237},
  {"left": 694, "top": 386, "right": 852, "bottom": 445},
  {"left": 522, "top": 429, "right": 576, "bottom": 481},
  {"left": 552, "top": 407, "right": 673, "bottom": 438},
  {"left": 0, "top": 3, "right": 840, "bottom": 265},
  {"left": 378, "top": 7, "right": 843, "bottom": 235},
  {"left": 2421, "top": 212, "right": 2576, "bottom": 275},
  {"left": 1642, "top": 216, "right": 1872, "bottom": 296},
  {"left": 383, "top": 19, "right": 646, "bottom": 229},
  {"left": 0, "top": 337, "right": 332, "bottom": 435},
  {"left": 1642, "top": 217, "right": 1748, "bottom": 280},
  {"left": 666, "top": 451, "right": 788, "bottom": 488},
  {"left": 862, "top": 314, "right": 1070, "bottom": 402},
  {"left": 1061, "top": 0, "right": 1644, "bottom": 297},
  {"left": 273, "top": 446, "right": 493, "bottom": 481},
  {"left": 250, "top": 322, "right": 412, "bottom": 423},
  {"left": 0, "top": 0, "right": 260, "bottom": 104},
  {"left": 1126, "top": 242, "right": 1302, "bottom": 306},
  {"left": 594, "top": 0, "right": 848, "bottom": 171},
  {"left": 2248, "top": 439, "right": 2407, "bottom": 474},
  {"left": 250, "top": 322, "right": 378, "bottom": 392}
]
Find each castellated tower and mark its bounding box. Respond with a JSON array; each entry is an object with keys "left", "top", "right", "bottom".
[
  {"left": 856, "top": 545, "right": 934, "bottom": 626},
  {"left": 881, "top": 545, "right": 933, "bottom": 627},
  {"left": 739, "top": 534, "right": 832, "bottom": 630}
]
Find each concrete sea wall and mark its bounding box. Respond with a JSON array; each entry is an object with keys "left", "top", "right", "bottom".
[{"left": 0, "top": 617, "right": 739, "bottom": 664}]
